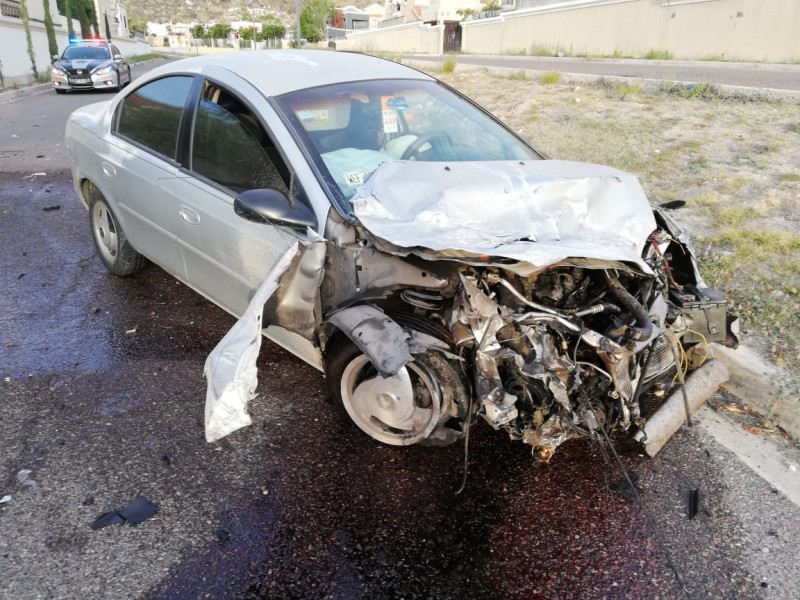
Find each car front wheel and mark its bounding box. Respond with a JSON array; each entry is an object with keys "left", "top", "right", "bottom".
[
  {"left": 89, "top": 191, "right": 147, "bottom": 276},
  {"left": 326, "top": 336, "right": 469, "bottom": 446}
]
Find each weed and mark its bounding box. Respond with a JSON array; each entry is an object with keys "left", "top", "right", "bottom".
[
  {"left": 529, "top": 45, "right": 553, "bottom": 57},
  {"left": 643, "top": 49, "right": 673, "bottom": 60},
  {"left": 508, "top": 70, "right": 528, "bottom": 81},
  {"left": 714, "top": 206, "right": 764, "bottom": 226},
  {"left": 779, "top": 173, "right": 800, "bottom": 182},
  {"left": 127, "top": 53, "right": 163, "bottom": 65},
  {"left": 613, "top": 81, "right": 641, "bottom": 98},
  {"left": 539, "top": 72, "right": 561, "bottom": 85},
  {"left": 441, "top": 57, "right": 457, "bottom": 74},
  {"left": 698, "top": 54, "right": 726, "bottom": 62}
]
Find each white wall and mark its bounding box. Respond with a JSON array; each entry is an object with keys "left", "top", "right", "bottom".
[
  {"left": 335, "top": 21, "right": 444, "bottom": 54},
  {"left": 334, "top": 0, "right": 800, "bottom": 62},
  {"left": 462, "top": 0, "right": 800, "bottom": 62}
]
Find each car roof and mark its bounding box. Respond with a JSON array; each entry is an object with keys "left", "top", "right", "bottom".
[{"left": 145, "top": 50, "right": 435, "bottom": 97}]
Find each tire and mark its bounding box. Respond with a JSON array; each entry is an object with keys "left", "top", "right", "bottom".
[
  {"left": 89, "top": 191, "right": 148, "bottom": 276},
  {"left": 325, "top": 335, "right": 469, "bottom": 446},
  {"left": 55, "top": 89, "right": 66, "bottom": 94}
]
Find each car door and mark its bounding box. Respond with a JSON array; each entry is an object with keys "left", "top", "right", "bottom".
[
  {"left": 176, "top": 78, "right": 315, "bottom": 318},
  {"left": 108, "top": 75, "right": 199, "bottom": 280}
]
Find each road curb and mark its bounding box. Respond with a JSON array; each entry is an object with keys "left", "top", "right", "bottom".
[{"left": 708, "top": 343, "right": 799, "bottom": 440}]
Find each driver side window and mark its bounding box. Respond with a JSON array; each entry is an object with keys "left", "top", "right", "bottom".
[{"left": 190, "top": 83, "right": 290, "bottom": 197}]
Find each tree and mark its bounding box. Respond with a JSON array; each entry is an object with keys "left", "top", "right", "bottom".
[
  {"left": 299, "top": 0, "right": 334, "bottom": 43},
  {"left": 191, "top": 24, "right": 205, "bottom": 38},
  {"left": 207, "top": 23, "right": 231, "bottom": 39},
  {"left": 481, "top": 1, "right": 501, "bottom": 12},
  {"left": 20, "top": 0, "right": 38, "bottom": 79},
  {"left": 55, "top": 0, "right": 76, "bottom": 36},
  {"left": 104, "top": 11, "right": 111, "bottom": 39},
  {"left": 42, "top": 0, "right": 59, "bottom": 57},
  {"left": 260, "top": 22, "right": 286, "bottom": 41},
  {"left": 239, "top": 26, "right": 255, "bottom": 41}
]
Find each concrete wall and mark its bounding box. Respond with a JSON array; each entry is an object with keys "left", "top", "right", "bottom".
[
  {"left": 462, "top": 0, "right": 800, "bottom": 63},
  {"left": 1, "top": 10, "right": 149, "bottom": 88},
  {"left": 336, "top": 21, "right": 444, "bottom": 54},
  {"left": 332, "top": 0, "right": 800, "bottom": 62}
]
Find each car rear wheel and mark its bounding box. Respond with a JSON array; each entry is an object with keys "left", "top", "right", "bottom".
[
  {"left": 326, "top": 335, "right": 469, "bottom": 446},
  {"left": 89, "top": 191, "right": 147, "bottom": 276}
]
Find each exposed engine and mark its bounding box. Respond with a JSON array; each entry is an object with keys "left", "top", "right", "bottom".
[{"left": 388, "top": 221, "right": 732, "bottom": 460}]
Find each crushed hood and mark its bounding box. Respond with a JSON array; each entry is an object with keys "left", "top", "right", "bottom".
[{"left": 350, "top": 160, "right": 657, "bottom": 272}]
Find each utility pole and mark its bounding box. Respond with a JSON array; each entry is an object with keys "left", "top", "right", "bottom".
[{"left": 295, "top": 0, "right": 301, "bottom": 48}]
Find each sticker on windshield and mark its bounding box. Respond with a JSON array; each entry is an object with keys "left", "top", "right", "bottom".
[
  {"left": 382, "top": 109, "right": 399, "bottom": 134},
  {"left": 297, "top": 109, "right": 329, "bottom": 123},
  {"left": 344, "top": 171, "right": 368, "bottom": 186},
  {"left": 386, "top": 97, "right": 409, "bottom": 111}
]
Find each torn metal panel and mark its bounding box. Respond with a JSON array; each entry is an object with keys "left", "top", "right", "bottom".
[
  {"left": 204, "top": 242, "right": 300, "bottom": 443},
  {"left": 351, "top": 160, "right": 657, "bottom": 272},
  {"left": 265, "top": 232, "right": 327, "bottom": 340},
  {"left": 328, "top": 305, "right": 412, "bottom": 377}
]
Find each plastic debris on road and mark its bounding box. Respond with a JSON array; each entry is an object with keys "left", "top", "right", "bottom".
[{"left": 91, "top": 497, "right": 159, "bottom": 529}]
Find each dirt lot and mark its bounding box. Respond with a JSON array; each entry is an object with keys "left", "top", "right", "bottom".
[{"left": 427, "top": 67, "right": 800, "bottom": 378}]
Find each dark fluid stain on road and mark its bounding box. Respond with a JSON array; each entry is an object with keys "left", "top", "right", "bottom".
[{"left": 0, "top": 175, "right": 228, "bottom": 378}]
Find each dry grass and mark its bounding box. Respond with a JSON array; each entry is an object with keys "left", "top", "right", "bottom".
[{"left": 429, "top": 67, "right": 800, "bottom": 369}]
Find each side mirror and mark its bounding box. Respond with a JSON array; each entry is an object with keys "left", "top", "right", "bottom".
[
  {"left": 234, "top": 189, "right": 317, "bottom": 230},
  {"left": 114, "top": 54, "right": 124, "bottom": 62}
]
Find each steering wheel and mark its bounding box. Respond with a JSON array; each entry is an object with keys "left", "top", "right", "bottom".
[{"left": 401, "top": 131, "right": 454, "bottom": 160}]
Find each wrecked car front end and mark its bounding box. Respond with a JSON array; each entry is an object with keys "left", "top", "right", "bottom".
[{"left": 317, "top": 160, "right": 735, "bottom": 459}]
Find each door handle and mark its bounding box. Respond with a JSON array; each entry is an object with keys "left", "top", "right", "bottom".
[
  {"left": 102, "top": 162, "right": 116, "bottom": 178},
  {"left": 179, "top": 207, "right": 200, "bottom": 225}
]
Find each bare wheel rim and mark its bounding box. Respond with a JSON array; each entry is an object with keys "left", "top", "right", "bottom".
[
  {"left": 340, "top": 355, "right": 442, "bottom": 446},
  {"left": 92, "top": 202, "right": 118, "bottom": 263}
]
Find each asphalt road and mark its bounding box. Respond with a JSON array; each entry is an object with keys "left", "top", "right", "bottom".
[
  {"left": 1, "top": 57, "right": 800, "bottom": 599},
  {"left": 406, "top": 54, "right": 800, "bottom": 92}
]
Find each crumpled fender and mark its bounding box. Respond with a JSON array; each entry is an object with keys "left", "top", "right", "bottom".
[{"left": 327, "top": 306, "right": 412, "bottom": 377}]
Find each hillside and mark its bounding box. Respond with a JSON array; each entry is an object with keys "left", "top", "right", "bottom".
[{"left": 126, "top": 0, "right": 371, "bottom": 25}]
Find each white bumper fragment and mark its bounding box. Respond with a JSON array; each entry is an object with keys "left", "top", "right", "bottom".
[{"left": 204, "top": 242, "right": 300, "bottom": 442}]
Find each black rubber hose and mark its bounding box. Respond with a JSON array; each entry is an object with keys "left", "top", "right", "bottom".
[{"left": 603, "top": 272, "right": 653, "bottom": 342}]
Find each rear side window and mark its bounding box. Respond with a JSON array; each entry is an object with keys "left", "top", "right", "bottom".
[{"left": 117, "top": 76, "right": 194, "bottom": 160}]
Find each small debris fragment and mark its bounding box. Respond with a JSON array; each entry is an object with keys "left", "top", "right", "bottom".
[
  {"left": 789, "top": 464, "right": 797, "bottom": 473},
  {"left": 17, "top": 274, "right": 24, "bottom": 280},
  {"left": 82, "top": 495, "right": 95, "bottom": 506},
  {"left": 0, "top": 495, "right": 12, "bottom": 504},
  {"left": 688, "top": 488, "right": 700, "bottom": 519},
  {"left": 261, "top": 486, "right": 269, "bottom": 496},
  {"left": 119, "top": 497, "right": 159, "bottom": 524},
  {"left": 716, "top": 401, "right": 751, "bottom": 415},
  {"left": 125, "top": 328, "right": 137, "bottom": 334},
  {"left": 22, "top": 172, "right": 45, "bottom": 179},
  {"left": 91, "top": 511, "right": 125, "bottom": 530},
  {"left": 36, "top": 154, "right": 45, "bottom": 158},
  {"left": 11, "top": 134, "right": 20, "bottom": 139},
  {"left": 90, "top": 306, "right": 101, "bottom": 314},
  {"left": 91, "top": 497, "right": 159, "bottom": 529},
  {"left": 745, "top": 426, "right": 773, "bottom": 435},
  {"left": 161, "top": 453, "right": 171, "bottom": 466},
  {"left": 216, "top": 528, "right": 231, "bottom": 545},
  {"left": 42, "top": 205, "right": 60, "bottom": 212},
  {"left": 16, "top": 470, "right": 37, "bottom": 487}
]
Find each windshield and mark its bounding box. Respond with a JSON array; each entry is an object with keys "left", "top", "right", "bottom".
[
  {"left": 62, "top": 45, "right": 110, "bottom": 60},
  {"left": 275, "top": 79, "right": 541, "bottom": 204}
]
